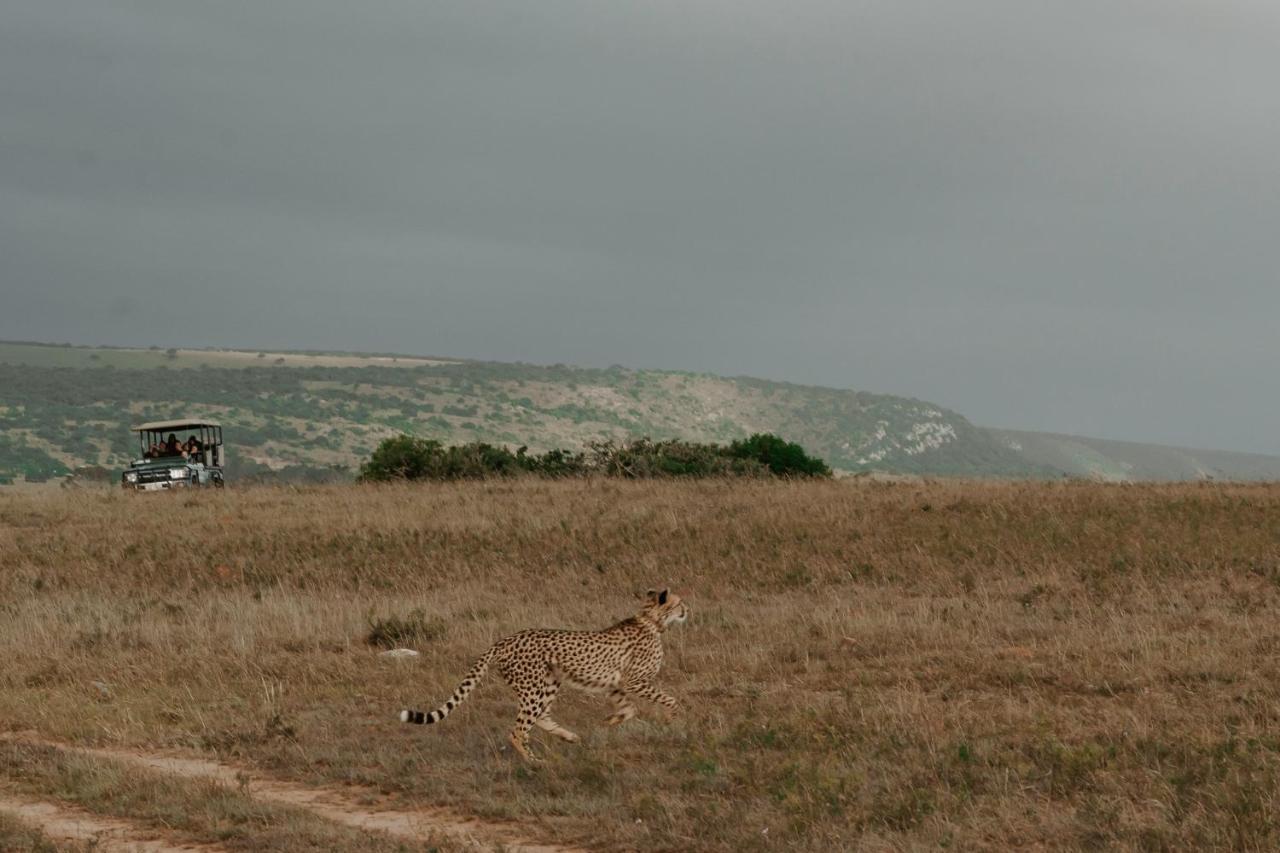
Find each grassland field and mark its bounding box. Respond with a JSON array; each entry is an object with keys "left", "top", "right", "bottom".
[{"left": 2, "top": 478, "right": 1279, "bottom": 850}]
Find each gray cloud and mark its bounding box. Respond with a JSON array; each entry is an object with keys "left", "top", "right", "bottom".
[{"left": 2, "top": 1, "right": 1279, "bottom": 453}]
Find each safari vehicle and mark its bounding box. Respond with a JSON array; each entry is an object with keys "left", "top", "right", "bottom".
[{"left": 121, "top": 419, "right": 225, "bottom": 490}]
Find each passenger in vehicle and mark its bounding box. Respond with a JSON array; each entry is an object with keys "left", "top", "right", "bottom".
[
  {"left": 164, "top": 433, "right": 182, "bottom": 456},
  {"left": 184, "top": 436, "right": 203, "bottom": 459}
]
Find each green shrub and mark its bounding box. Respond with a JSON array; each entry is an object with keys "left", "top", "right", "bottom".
[
  {"left": 588, "top": 437, "right": 765, "bottom": 478},
  {"left": 359, "top": 432, "right": 831, "bottom": 482},
  {"left": 728, "top": 433, "right": 833, "bottom": 477},
  {"left": 515, "top": 446, "right": 589, "bottom": 477},
  {"left": 357, "top": 435, "right": 447, "bottom": 481},
  {"left": 358, "top": 436, "right": 588, "bottom": 481}
]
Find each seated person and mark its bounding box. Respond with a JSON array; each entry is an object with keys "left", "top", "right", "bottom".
[
  {"left": 164, "top": 433, "right": 182, "bottom": 456},
  {"left": 184, "top": 436, "right": 203, "bottom": 459}
]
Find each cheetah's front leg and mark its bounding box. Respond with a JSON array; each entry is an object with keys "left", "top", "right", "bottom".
[
  {"left": 630, "top": 683, "right": 679, "bottom": 719},
  {"left": 536, "top": 715, "right": 580, "bottom": 743}
]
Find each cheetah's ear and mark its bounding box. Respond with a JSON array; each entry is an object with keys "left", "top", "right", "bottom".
[
  {"left": 658, "top": 588, "right": 669, "bottom": 605},
  {"left": 646, "top": 588, "right": 658, "bottom": 601}
]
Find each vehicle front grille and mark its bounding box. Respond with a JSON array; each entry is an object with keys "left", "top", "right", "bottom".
[{"left": 136, "top": 469, "right": 175, "bottom": 484}]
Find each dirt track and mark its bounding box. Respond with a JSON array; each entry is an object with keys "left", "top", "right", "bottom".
[
  {"left": 0, "top": 791, "right": 226, "bottom": 852},
  {"left": 2, "top": 733, "right": 583, "bottom": 853}
]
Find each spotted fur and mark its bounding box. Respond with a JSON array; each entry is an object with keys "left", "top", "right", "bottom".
[{"left": 399, "top": 588, "right": 688, "bottom": 760}]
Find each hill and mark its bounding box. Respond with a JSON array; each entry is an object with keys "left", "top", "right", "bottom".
[
  {"left": 1, "top": 340, "right": 1276, "bottom": 483},
  {"left": 989, "top": 428, "right": 1280, "bottom": 482},
  {"left": 0, "top": 341, "right": 1039, "bottom": 483}
]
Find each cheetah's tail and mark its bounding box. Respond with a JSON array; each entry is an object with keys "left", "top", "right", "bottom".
[{"left": 399, "top": 646, "right": 497, "bottom": 726}]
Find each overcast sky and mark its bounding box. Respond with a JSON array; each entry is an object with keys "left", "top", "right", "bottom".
[{"left": 2, "top": 1, "right": 1278, "bottom": 454}]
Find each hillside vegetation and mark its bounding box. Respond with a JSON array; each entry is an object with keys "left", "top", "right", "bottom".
[
  {"left": 0, "top": 341, "right": 1035, "bottom": 483},
  {"left": 2, "top": 479, "right": 1280, "bottom": 850},
  {"left": 3, "top": 341, "right": 1277, "bottom": 484}
]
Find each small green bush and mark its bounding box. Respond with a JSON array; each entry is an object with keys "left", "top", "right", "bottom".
[
  {"left": 358, "top": 435, "right": 447, "bottom": 481},
  {"left": 728, "top": 433, "right": 833, "bottom": 477}
]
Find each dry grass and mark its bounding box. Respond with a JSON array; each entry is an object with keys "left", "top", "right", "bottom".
[
  {"left": 2, "top": 478, "right": 1280, "bottom": 850},
  {"left": 0, "top": 741, "right": 452, "bottom": 852}
]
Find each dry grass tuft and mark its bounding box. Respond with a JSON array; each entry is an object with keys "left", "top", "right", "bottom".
[
  {"left": 2, "top": 478, "right": 1280, "bottom": 850},
  {"left": 365, "top": 608, "right": 448, "bottom": 649},
  {"left": 0, "top": 810, "right": 73, "bottom": 852}
]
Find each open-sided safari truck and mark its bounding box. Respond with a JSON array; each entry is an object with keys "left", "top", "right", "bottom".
[{"left": 121, "top": 419, "right": 225, "bottom": 490}]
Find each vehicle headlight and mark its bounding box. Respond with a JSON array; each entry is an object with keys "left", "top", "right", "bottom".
[
  {"left": 169, "top": 467, "right": 188, "bottom": 479},
  {"left": 124, "top": 472, "right": 138, "bottom": 483}
]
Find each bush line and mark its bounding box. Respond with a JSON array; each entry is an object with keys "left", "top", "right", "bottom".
[{"left": 358, "top": 432, "right": 831, "bottom": 482}]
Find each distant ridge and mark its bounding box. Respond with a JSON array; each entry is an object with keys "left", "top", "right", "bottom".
[{"left": 986, "top": 428, "right": 1280, "bottom": 482}]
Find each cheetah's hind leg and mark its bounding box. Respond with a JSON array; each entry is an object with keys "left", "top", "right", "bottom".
[
  {"left": 606, "top": 689, "right": 638, "bottom": 727},
  {"left": 509, "top": 664, "right": 563, "bottom": 761}
]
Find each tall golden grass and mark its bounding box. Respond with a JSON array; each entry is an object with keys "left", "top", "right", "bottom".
[{"left": 2, "top": 479, "right": 1279, "bottom": 850}]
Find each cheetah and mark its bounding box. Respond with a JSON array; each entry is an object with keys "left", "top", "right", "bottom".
[{"left": 400, "top": 588, "right": 688, "bottom": 760}]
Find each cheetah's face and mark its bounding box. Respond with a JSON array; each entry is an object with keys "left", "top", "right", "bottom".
[{"left": 645, "top": 588, "right": 689, "bottom": 628}]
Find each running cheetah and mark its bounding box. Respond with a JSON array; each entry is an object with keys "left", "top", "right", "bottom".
[{"left": 400, "top": 588, "right": 688, "bottom": 760}]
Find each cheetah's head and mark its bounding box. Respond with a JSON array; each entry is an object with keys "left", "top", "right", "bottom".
[{"left": 643, "top": 588, "right": 688, "bottom": 630}]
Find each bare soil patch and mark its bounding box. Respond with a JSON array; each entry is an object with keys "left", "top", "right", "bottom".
[{"left": 0, "top": 792, "right": 224, "bottom": 852}]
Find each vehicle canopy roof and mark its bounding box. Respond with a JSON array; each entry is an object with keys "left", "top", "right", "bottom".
[{"left": 132, "top": 419, "right": 222, "bottom": 433}]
